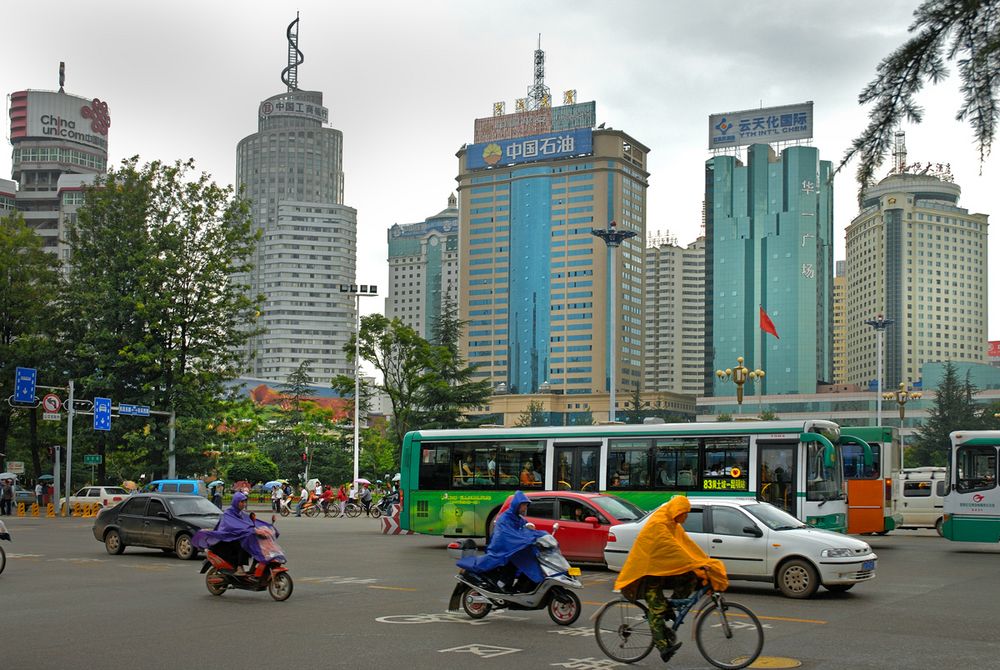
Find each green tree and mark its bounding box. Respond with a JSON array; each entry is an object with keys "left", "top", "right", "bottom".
[
  {"left": 515, "top": 400, "right": 548, "bottom": 427},
  {"left": 910, "top": 362, "right": 985, "bottom": 465},
  {"left": 568, "top": 409, "right": 594, "bottom": 426},
  {"left": 759, "top": 410, "right": 780, "bottom": 421},
  {"left": 842, "top": 0, "right": 1000, "bottom": 190},
  {"left": 347, "top": 314, "right": 432, "bottom": 452},
  {"left": 61, "top": 157, "right": 262, "bottom": 483},
  {"left": 716, "top": 413, "right": 733, "bottom": 422},
  {"left": 0, "top": 213, "right": 61, "bottom": 478},
  {"left": 226, "top": 452, "right": 279, "bottom": 485},
  {"left": 418, "top": 296, "right": 492, "bottom": 429},
  {"left": 620, "top": 386, "right": 650, "bottom": 424}
]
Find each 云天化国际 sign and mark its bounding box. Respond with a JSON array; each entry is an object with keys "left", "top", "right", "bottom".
[{"left": 708, "top": 102, "right": 813, "bottom": 150}]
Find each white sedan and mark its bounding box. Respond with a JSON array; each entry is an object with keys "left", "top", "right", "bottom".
[
  {"left": 604, "top": 497, "right": 877, "bottom": 598},
  {"left": 60, "top": 486, "right": 130, "bottom": 510}
]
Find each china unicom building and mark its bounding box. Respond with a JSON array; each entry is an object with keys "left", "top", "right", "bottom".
[{"left": 235, "top": 17, "right": 357, "bottom": 382}]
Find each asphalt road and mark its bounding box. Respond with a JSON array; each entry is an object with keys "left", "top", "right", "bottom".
[{"left": 2, "top": 514, "right": 999, "bottom": 669}]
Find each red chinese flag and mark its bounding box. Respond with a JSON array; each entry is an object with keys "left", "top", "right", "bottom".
[{"left": 760, "top": 305, "right": 780, "bottom": 339}]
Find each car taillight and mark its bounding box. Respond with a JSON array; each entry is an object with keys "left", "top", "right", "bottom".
[
  {"left": 607, "top": 532, "right": 617, "bottom": 543},
  {"left": 447, "top": 542, "right": 461, "bottom": 550},
  {"left": 112, "top": 497, "right": 122, "bottom": 502}
]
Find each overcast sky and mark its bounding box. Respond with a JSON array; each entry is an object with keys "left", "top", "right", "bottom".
[{"left": 2, "top": 0, "right": 997, "bottom": 342}]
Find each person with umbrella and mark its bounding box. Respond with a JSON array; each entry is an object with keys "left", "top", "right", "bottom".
[
  {"left": 359, "top": 482, "right": 373, "bottom": 517},
  {"left": 1, "top": 476, "right": 14, "bottom": 516},
  {"left": 209, "top": 480, "right": 224, "bottom": 509}
]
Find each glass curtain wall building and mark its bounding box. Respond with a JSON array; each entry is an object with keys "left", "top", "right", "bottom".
[
  {"left": 705, "top": 144, "right": 833, "bottom": 396},
  {"left": 457, "top": 126, "right": 648, "bottom": 400}
]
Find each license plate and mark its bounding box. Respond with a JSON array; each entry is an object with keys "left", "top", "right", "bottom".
[
  {"left": 862, "top": 559, "right": 875, "bottom": 570},
  {"left": 568, "top": 567, "right": 581, "bottom": 577}
]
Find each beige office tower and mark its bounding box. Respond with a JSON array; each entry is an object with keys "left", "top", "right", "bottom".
[
  {"left": 832, "top": 260, "right": 847, "bottom": 384},
  {"left": 456, "top": 118, "right": 648, "bottom": 397},
  {"left": 644, "top": 234, "right": 705, "bottom": 395},
  {"left": 386, "top": 194, "right": 460, "bottom": 339},
  {"left": 845, "top": 167, "right": 989, "bottom": 389}
]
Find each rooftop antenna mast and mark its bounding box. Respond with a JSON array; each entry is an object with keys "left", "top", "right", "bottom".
[
  {"left": 58, "top": 61, "right": 65, "bottom": 93},
  {"left": 893, "top": 131, "right": 907, "bottom": 174},
  {"left": 526, "top": 34, "right": 551, "bottom": 110},
  {"left": 281, "top": 12, "right": 303, "bottom": 92}
]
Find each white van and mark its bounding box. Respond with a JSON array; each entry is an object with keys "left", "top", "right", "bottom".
[{"left": 894, "top": 467, "right": 947, "bottom": 535}]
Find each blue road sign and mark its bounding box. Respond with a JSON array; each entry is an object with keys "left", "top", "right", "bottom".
[
  {"left": 118, "top": 403, "right": 150, "bottom": 417},
  {"left": 94, "top": 397, "right": 112, "bottom": 431},
  {"left": 14, "top": 367, "right": 37, "bottom": 403}
]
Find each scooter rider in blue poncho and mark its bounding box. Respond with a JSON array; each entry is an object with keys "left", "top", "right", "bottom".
[
  {"left": 457, "top": 490, "right": 546, "bottom": 591},
  {"left": 193, "top": 492, "right": 284, "bottom": 574}
]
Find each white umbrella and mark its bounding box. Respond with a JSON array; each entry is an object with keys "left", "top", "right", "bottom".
[
  {"left": 391, "top": 473, "right": 401, "bottom": 482},
  {"left": 0, "top": 472, "right": 17, "bottom": 481},
  {"left": 354, "top": 477, "right": 371, "bottom": 486},
  {"left": 305, "top": 478, "right": 321, "bottom": 490}
]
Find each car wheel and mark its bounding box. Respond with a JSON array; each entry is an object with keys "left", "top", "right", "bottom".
[
  {"left": 776, "top": 558, "right": 819, "bottom": 598},
  {"left": 935, "top": 517, "right": 944, "bottom": 536},
  {"left": 104, "top": 529, "right": 125, "bottom": 555},
  {"left": 174, "top": 533, "right": 197, "bottom": 560},
  {"left": 825, "top": 584, "right": 854, "bottom": 593}
]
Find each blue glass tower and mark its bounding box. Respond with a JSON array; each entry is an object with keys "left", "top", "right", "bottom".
[{"left": 705, "top": 144, "right": 833, "bottom": 396}]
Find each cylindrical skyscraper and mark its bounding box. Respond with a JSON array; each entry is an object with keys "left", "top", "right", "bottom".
[{"left": 235, "top": 16, "right": 357, "bottom": 382}]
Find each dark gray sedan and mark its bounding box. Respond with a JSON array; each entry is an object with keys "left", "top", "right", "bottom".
[{"left": 92, "top": 493, "right": 221, "bottom": 560}]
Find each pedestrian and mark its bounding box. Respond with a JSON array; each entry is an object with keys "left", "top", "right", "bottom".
[
  {"left": 337, "top": 484, "right": 348, "bottom": 517},
  {"left": 313, "top": 480, "right": 323, "bottom": 501},
  {"left": 211, "top": 484, "right": 223, "bottom": 509},
  {"left": 45, "top": 482, "right": 54, "bottom": 506},
  {"left": 1, "top": 478, "right": 14, "bottom": 516},
  {"left": 271, "top": 483, "right": 283, "bottom": 513},
  {"left": 348, "top": 481, "right": 359, "bottom": 508},
  {"left": 360, "top": 483, "right": 373, "bottom": 516},
  {"left": 35, "top": 481, "right": 44, "bottom": 508},
  {"left": 321, "top": 485, "right": 334, "bottom": 514},
  {"left": 295, "top": 483, "right": 309, "bottom": 517}
]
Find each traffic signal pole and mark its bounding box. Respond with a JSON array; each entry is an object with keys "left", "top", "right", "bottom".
[{"left": 64, "top": 380, "right": 74, "bottom": 516}]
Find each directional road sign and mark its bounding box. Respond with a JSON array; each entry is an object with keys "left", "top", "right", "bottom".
[
  {"left": 118, "top": 403, "right": 151, "bottom": 417},
  {"left": 14, "top": 367, "right": 37, "bottom": 403},
  {"left": 83, "top": 454, "right": 102, "bottom": 465},
  {"left": 94, "top": 397, "right": 112, "bottom": 431}
]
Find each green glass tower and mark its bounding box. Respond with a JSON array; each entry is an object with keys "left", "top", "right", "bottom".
[{"left": 705, "top": 144, "right": 833, "bottom": 396}]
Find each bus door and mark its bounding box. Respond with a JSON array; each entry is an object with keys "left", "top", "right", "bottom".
[
  {"left": 844, "top": 440, "right": 884, "bottom": 534},
  {"left": 552, "top": 442, "right": 600, "bottom": 491},
  {"left": 757, "top": 442, "right": 797, "bottom": 517}
]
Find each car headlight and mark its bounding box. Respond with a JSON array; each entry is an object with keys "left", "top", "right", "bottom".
[{"left": 820, "top": 548, "right": 854, "bottom": 558}]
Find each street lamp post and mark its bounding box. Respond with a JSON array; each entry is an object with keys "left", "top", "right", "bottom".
[
  {"left": 591, "top": 221, "right": 636, "bottom": 423},
  {"left": 883, "top": 382, "right": 922, "bottom": 468},
  {"left": 715, "top": 357, "right": 762, "bottom": 416},
  {"left": 340, "top": 284, "right": 378, "bottom": 490},
  {"left": 864, "top": 314, "right": 894, "bottom": 426},
  {"left": 748, "top": 368, "right": 766, "bottom": 414}
]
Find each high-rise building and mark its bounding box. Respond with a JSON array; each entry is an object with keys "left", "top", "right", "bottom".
[
  {"left": 386, "top": 194, "right": 459, "bottom": 339},
  {"left": 644, "top": 234, "right": 705, "bottom": 396},
  {"left": 705, "top": 142, "right": 834, "bottom": 396},
  {"left": 235, "top": 17, "right": 357, "bottom": 382},
  {"left": 7, "top": 67, "right": 110, "bottom": 262},
  {"left": 0, "top": 179, "right": 15, "bottom": 216},
  {"left": 844, "top": 149, "right": 989, "bottom": 388},
  {"left": 832, "top": 260, "right": 847, "bottom": 384},
  {"left": 456, "top": 45, "right": 647, "bottom": 398}
]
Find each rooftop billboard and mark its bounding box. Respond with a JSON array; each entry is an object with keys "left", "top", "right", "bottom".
[
  {"left": 474, "top": 101, "right": 595, "bottom": 143},
  {"left": 466, "top": 128, "right": 593, "bottom": 170},
  {"left": 9, "top": 90, "right": 110, "bottom": 153},
  {"left": 708, "top": 101, "right": 812, "bottom": 150}
]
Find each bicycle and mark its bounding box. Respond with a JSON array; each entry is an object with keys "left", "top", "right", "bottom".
[{"left": 593, "top": 585, "right": 763, "bottom": 669}]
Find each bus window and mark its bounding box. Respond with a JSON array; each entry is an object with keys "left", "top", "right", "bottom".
[
  {"left": 419, "top": 445, "right": 452, "bottom": 489},
  {"left": 843, "top": 443, "right": 880, "bottom": 479},
  {"left": 703, "top": 437, "right": 749, "bottom": 492},
  {"left": 955, "top": 446, "right": 997, "bottom": 493},
  {"left": 654, "top": 438, "right": 699, "bottom": 490},
  {"left": 805, "top": 442, "right": 843, "bottom": 501},
  {"left": 497, "top": 441, "right": 544, "bottom": 487},
  {"left": 608, "top": 439, "right": 651, "bottom": 488}
]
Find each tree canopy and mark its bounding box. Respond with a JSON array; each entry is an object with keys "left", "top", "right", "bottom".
[{"left": 841, "top": 0, "right": 1000, "bottom": 191}]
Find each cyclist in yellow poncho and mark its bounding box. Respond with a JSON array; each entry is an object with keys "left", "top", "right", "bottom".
[{"left": 614, "top": 496, "right": 729, "bottom": 663}]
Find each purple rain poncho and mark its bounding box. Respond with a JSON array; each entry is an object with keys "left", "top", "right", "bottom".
[
  {"left": 456, "top": 490, "right": 546, "bottom": 583},
  {"left": 192, "top": 492, "right": 285, "bottom": 564}
]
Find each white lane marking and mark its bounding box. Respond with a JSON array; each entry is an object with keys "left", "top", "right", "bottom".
[{"left": 438, "top": 644, "right": 520, "bottom": 658}]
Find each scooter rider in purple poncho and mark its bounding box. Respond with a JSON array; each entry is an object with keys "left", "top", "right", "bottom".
[
  {"left": 457, "top": 490, "right": 546, "bottom": 589},
  {"left": 193, "top": 492, "right": 284, "bottom": 573}
]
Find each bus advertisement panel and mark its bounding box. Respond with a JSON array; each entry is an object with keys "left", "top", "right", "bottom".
[{"left": 399, "top": 420, "right": 859, "bottom": 538}]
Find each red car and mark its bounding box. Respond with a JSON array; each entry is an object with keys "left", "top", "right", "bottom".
[{"left": 494, "top": 491, "right": 647, "bottom": 564}]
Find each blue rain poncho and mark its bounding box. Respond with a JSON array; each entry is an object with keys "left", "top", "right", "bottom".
[{"left": 456, "top": 490, "right": 546, "bottom": 583}]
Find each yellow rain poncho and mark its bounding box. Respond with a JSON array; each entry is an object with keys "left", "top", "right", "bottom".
[{"left": 614, "top": 496, "right": 729, "bottom": 594}]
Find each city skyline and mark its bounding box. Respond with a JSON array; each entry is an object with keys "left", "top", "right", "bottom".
[{"left": 2, "top": 0, "right": 996, "bottom": 342}]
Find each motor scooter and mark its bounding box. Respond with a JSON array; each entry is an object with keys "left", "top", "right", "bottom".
[
  {"left": 448, "top": 524, "right": 583, "bottom": 625},
  {"left": 199, "top": 524, "right": 293, "bottom": 601}
]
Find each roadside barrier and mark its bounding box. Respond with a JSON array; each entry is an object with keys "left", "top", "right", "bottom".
[
  {"left": 46, "top": 503, "right": 55, "bottom": 518},
  {"left": 30, "top": 503, "right": 39, "bottom": 517},
  {"left": 380, "top": 504, "right": 414, "bottom": 535},
  {"left": 16, "top": 502, "right": 25, "bottom": 517}
]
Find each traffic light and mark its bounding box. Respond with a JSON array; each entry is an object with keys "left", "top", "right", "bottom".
[{"left": 302, "top": 452, "right": 308, "bottom": 462}]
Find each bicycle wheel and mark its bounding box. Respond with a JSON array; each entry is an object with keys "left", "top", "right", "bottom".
[
  {"left": 305, "top": 504, "right": 319, "bottom": 518},
  {"left": 593, "top": 599, "right": 655, "bottom": 664},
  {"left": 346, "top": 503, "right": 361, "bottom": 518},
  {"left": 370, "top": 506, "right": 382, "bottom": 519},
  {"left": 694, "top": 598, "right": 764, "bottom": 670}
]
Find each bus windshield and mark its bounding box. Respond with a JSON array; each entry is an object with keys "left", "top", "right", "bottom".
[{"left": 806, "top": 441, "right": 844, "bottom": 501}]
